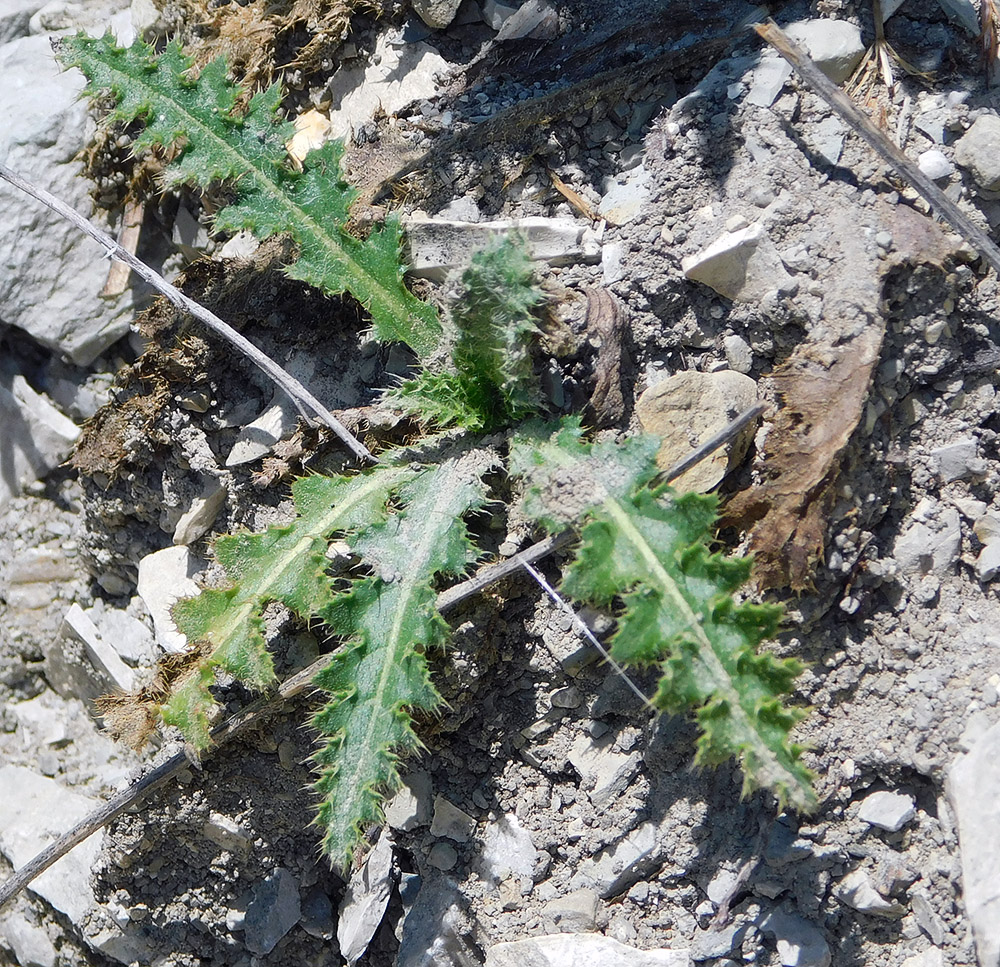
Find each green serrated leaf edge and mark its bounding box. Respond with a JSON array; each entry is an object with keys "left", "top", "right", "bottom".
[
  {"left": 165, "top": 465, "right": 415, "bottom": 749},
  {"left": 513, "top": 421, "right": 816, "bottom": 813},
  {"left": 310, "top": 450, "right": 492, "bottom": 866},
  {"left": 57, "top": 33, "right": 441, "bottom": 357}
]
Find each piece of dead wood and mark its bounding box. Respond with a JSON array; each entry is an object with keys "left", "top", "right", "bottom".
[
  {"left": 548, "top": 169, "right": 599, "bottom": 221},
  {"left": 584, "top": 286, "right": 630, "bottom": 427},
  {"left": 100, "top": 196, "right": 144, "bottom": 297},
  {"left": 723, "top": 205, "right": 963, "bottom": 590}
]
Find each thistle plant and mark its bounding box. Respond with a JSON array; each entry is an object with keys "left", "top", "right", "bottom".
[{"left": 61, "top": 32, "right": 815, "bottom": 870}]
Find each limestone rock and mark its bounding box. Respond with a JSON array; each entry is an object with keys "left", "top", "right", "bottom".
[
  {"left": 636, "top": 371, "right": 759, "bottom": 492},
  {"left": 1, "top": 917, "right": 57, "bottom": 967},
  {"left": 244, "top": 868, "right": 301, "bottom": 955},
  {"left": 857, "top": 791, "right": 916, "bottom": 832},
  {"left": 833, "top": 869, "right": 906, "bottom": 917},
  {"left": 681, "top": 223, "right": 795, "bottom": 302},
  {"left": 0, "top": 0, "right": 45, "bottom": 43},
  {"left": 0, "top": 766, "right": 100, "bottom": 923},
  {"left": 892, "top": 498, "right": 961, "bottom": 577},
  {"left": 758, "top": 907, "right": 831, "bottom": 967},
  {"left": 947, "top": 719, "right": 1000, "bottom": 967},
  {"left": 0, "top": 366, "right": 79, "bottom": 507},
  {"left": 135, "top": 545, "right": 202, "bottom": 653},
  {"left": 567, "top": 733, "right": 642, "bottom": 808},
  {"left": 411, "top": 0, "right": 462, "bottom": 28},
  {"left": 61, "top": 603, "right": 137, "bottom": 692},
  {"left": 0, "top": 36, "right": 136, "bottom": 363},
  {"left": 485, "top": 934, "right": 690, "bottom": 967},
  {"left": 599, "top": 164, "right": 650, "bottom": 226},
  {"left": 541, "top": 889, "right": 600, "bottom": 933},
  {"left": 338, "top": 831, "right": 396, "bottom": 964},
  {"left": 326, "top": 31, "right": 449, "bottom": 141},
  {"left": 430, "top": 796, "right": 475, "bottom": 843},
  {"left": 384, "top": 770, "right": 433, "bottom": 832},
  {"left": 479, "top": 813, "right": 535, "bottom": 883},
  {"left": 573, "top": 821, "right": 660, "bottom": 898},
  {"left": 404, "top": 215, "right": 601, "bottom": 282},
  {"left": 955, "top": 115, "right": 1000, "bottom": 191},
  {"left": 784, "top": 19, "right": 866, "bottom": 84},
  {"left": 172, "top": 476, "right": 228, "bottom": 544}
]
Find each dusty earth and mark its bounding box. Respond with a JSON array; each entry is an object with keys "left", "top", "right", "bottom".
[{"left": 2, "top": 0, "right": 1000, "bottom": 965}]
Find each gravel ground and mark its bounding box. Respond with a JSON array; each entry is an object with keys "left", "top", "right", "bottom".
[{"left": 3, "top": 1, "right": 1000, "bottom": 965}]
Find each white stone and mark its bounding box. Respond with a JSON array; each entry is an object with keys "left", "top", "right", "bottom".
[
  {"left": 479, "top": 813, "right": 535, "bottom": 882},
  {"left": 338, "top": 831, "right": 395, "bottom": 965},
  {"left": 135, "top": 545, "right": 202, "bottom": 653},
  {"left": 430, "top": 795, "right": 475, "bottom": 843},
  {"left": 900, "top": 948, "right": 944, "bottom": 967},
  {"left": 857, "top": 791, "right": 916, "bottom": 832},
  {"left": 0, "top": 36, "right": 136, "bottom": 363},
  {"left": 955, "top": 115, "right": 1000, "bottom": 191},
  {"left": 975, "top": 541, "right": 1000, "bottom": 582},
  {"left": 384, "top": 770, "right": 433, "bottom": 832},
  {"left": 11, "top": 694, "right": 69, "bottom": 748},
  {"left": 931, "top": 438, "right": 979, "bottom": 482},
  {"left": 681, "top": 223, "right": 795, "bottom": 302},
  {"left": 567, "top": 733, "right": 642, "bottom": 808},
  {"left": 86, "top": 599, "right": 157, "bottom": 665},
  {"left": 485, "top": 934, "right": 690, "bottom": 967},
  {"left": 541, "top": 889, "right": 600, "bottom": 932},
  {"left": 494, "top": 0, "right": 558, "bottom": 40},
  {"left": 1, "top": 917, "right": 57, "bottom": 967},
  {"left": 947, "top": 719, "right": 1000, "bottom": 967},
  {"left": 0, "top": 370, "right": 80, "bottom": 507},
  {"left": 0, "top": 0, "right": 45, "bottom": 42},
  {"left": 784, "top": 19, "right": 866, "bottom": 84},
  {"left": 918, "top": 149, "right": 954, "bottom": 180},
  {"left": 757, "top": 907, "right": 831, "bottom": 967},
  {"left": 201, "top": 811, "right": 251, "bottom": 855},
  {"left": 60, "top": 603, "right": 137, "bottom": 692},
  {"left": 575, "top": 821, "right": 660, "bottom": 898},
  {"left": 808, "top": 116, "right": 845, "bottom": 166},
  {"left": 0, "top": 766, "right": 101, "bottom": 923},
  {"left": 892, "top": 498, "right": 961, "bottom": 578},
  {"left": 225, "top": 395, "right": 298, "bottom": 466},
  {"left": 327, "top": 32, "right": 449, "bottom": 141},
  {"left": 833, "top": 869, "right": 905, "bottom": 917},
  {"left": 598, "top": 164, "right": 650, "bottom": 226},
  {"left": 746, "top": 54, "right": 793, "bottom": 108},
  {"left": 411, "top": 0, "right": 461, "bottom": 28},
  {"left": 404, "top": 215, "right": 600, "bottom": 282},
  {"left": 173, "top": 476, "right": 228, "bottom": 544},
  {"left": 636, "top": 370, "right": 759, "bottom": 493}
]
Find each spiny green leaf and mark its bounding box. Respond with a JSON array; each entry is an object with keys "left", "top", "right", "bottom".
[
  {"left": 512, "top": 420, "right": 815, "bottom": 812},
  {"left": 310, "top": 448, "right": 494, "bottom": 866},
  {"left": 165, "top": 466, "right": 415, "bottom": 749},
  {"left": 392, "top": 238, "right": 544, "bottom": 429},
  {"left": 57, "top": 32, "right": 441, "bottom": 357}
]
